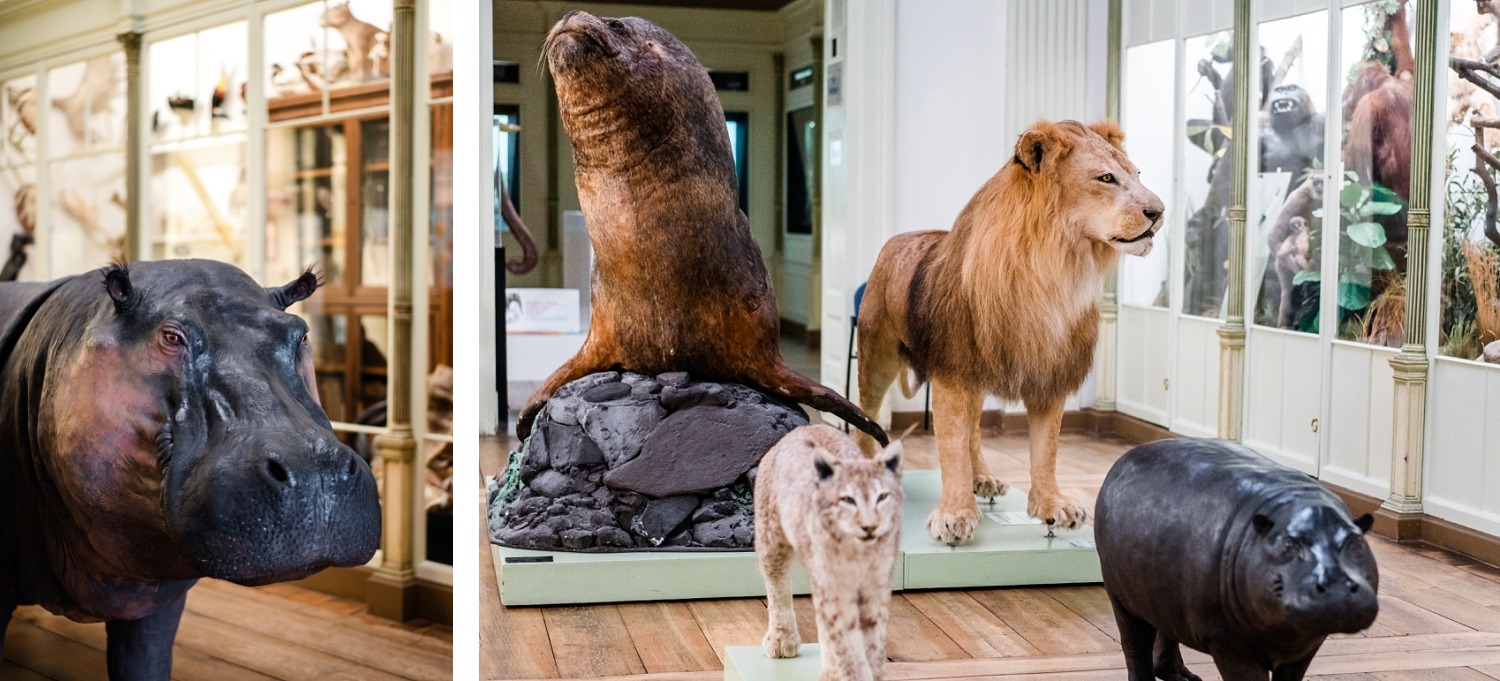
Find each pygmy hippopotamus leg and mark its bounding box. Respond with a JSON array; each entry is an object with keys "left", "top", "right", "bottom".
[
  {"left": 1272, "top": 656, "right": 1315, "bottom": 681},
  {"left": 0, "top": 593, "right": 14, "bottom": 663},
  {"left": 1153, "top": 635, "right": 1202, "bottom": 681},
  {"left": 105, "top": 591, "right": 187, "bottom": 681},
  {"left": 1108, "top": 592, "right": 1160, "bottom": 681},
  {"left": 1212, "top": 653, "right": 1271, "bottom": 681}
]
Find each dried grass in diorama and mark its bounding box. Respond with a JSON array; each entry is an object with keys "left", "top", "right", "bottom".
[{"left": 1463, "top": 240, "right": 1500, "bottom": 346}]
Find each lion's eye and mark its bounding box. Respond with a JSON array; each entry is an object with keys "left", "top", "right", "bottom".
[
  {"left": 163, "top": 330, "right": 184, "bottom": 346},
  {"left": 877, "top": 492, "right": 890, "bottom": 502},
  {"left": 1098, "top": 173, "right": 1115, "bottom": 184},
  {"left": 840, "top": 496, "right": 856, "bottom": 505}
]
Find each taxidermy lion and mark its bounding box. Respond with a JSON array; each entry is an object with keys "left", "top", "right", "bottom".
[{"left": 856, "top": 119, "right": 1164, "bottom": 545}]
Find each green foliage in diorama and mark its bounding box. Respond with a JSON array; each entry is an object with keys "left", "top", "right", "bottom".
[
  {"left": 1292, "top": 172, "right": 1404, "bottom": 334},
  {"left": 1438, "top": 142, "right": 1500, "bottom": 360},
  {"left": 1351, "top": 0, "right": 1405, "bottom": 81}
]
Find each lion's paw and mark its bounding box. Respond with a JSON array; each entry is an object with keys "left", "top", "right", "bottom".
[
  {"left": 973, "top": 475, "right": 1010, "bottom": 500},
  {"left": 926, "top": 505, "right": 980, "bottom": 545},
  {"left": 1027, "top": 489, "right": 1089, "bottom": 530},
  {"left": 763, "top": 627, "right": 800, "bottom": 659}
]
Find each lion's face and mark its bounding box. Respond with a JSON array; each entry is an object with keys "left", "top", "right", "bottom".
[{"left": 1014, "top": 120, "right": 1165, "bottom": 257}]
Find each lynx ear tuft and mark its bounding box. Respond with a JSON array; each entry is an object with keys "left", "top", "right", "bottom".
[{"left": 813, "top": 450, "right": 836, "bottom": 483}]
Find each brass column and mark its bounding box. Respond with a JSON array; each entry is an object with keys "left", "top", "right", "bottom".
[
  {"left": 117, "top": 31, "right": 143, "bottom": 261},
  {"left": 370, "top": 0, "right": 420, "bottom": 619},
  {"left": 1095, "top": 0, "right": 1122, "bottom": 412},
  {"left": 1382, "top": 0, "right": 1436, "bottom": 537},
  {"left": 1215, "top": 0, "right": 1250, "bottom": 441}
]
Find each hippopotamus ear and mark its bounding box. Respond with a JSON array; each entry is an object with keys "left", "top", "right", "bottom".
[
  {"left": 813, "top": 450, "right": 836, "bottom": 483},
  {"left": 1253, "top": 514, "right": 1275, "bottom": 536},
  {"left": 1354, "top": 513, "right": 1374, "bottom": 535},
  {"left": 102, "top": 263, "right": 139, "bottom": 313},
  {"left": 268, "top": 269, "right": 322, "bottom": 310}
]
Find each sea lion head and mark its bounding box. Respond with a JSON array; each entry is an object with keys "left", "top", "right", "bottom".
[{"left": 544, "top": 11, "right": 730, "bottom": 172}]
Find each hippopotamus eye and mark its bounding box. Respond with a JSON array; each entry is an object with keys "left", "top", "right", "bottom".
[
  {"left": 1098, "top": 173, "right": 1115, "bottom": 184},
  {"left": 608, "top": 19, "right": 624, "bottom": 29},
  {"left": 162, "top": 329, "right": 185, "bottom": 347},
  {"left": 1282, "top": 538, "right": 1300, "bottom": 554}
]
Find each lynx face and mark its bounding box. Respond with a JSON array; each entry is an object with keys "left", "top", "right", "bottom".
[{"left": 813, "top": 445, "right": 904, "bottom": 543}]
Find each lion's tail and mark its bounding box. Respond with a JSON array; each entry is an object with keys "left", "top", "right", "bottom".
[
  {"left": 745, "top": 360, "right": 890, "bottom": 446},
  {"left": 897, "top": 364, "right": 924, "bottom": 400}
]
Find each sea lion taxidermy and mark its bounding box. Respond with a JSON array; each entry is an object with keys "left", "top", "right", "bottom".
[{"left": 521, "top": 11, "right": 886, "bottom": 445}]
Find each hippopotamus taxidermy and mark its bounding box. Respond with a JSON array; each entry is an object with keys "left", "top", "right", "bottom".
[
  {"left": 1096, "top": 438, "right": 1378, "bottom": 681},
  {"left": 0, "top": 260, "right": 381, "bottom": 680}
]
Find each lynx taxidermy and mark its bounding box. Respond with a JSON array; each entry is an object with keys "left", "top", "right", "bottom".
[{"left": 756, "top": 424, "right": 904, "bottom": 681}]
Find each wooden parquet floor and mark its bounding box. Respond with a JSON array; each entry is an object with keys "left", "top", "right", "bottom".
[
  {"left": 480, "top": 430, "right": 1500, "bottom": 681},
  {"left": 1, "top": 579, "right": 452, "bottom": 680}
]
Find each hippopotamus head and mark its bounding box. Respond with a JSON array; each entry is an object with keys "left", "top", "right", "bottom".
[
  {"left": 45, "top": 261, "right": 379, "bottom": 587},
  {"left": 1242, "top": 504, "right": 1379, "bottom": 635}
]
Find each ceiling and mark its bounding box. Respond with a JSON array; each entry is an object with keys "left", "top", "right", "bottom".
[{"left": 498, "top": 0, "right": 797, "bottom": 11}]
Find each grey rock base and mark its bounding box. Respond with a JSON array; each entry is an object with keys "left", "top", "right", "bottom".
[{"left": 489, "top": 371, "right": 808, "bottom": 551}]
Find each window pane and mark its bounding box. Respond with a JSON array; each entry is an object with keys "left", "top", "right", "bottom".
[
  {"left": 49, "top": 155, "right": 126, "bottom": 274},
  {"left": 1253, "top": 11, "right": 1329, "bottom": 332},
  {"left": 1181, "top": 31, "right": 1234, "bottom": 319},
  {"left": 1333, "top": 1, "right": 1413, "bottom": 344},
  {"left": 1440, "top": 0, "right": 1500, "bottom": 359},
  {"left": 361, "top": 118, "right": 391, "bottom": 287},
  {"left": 150, "top": 142, "right": 249, "bottom": 266},
  {"left": 265, "top": 2, "right": 329, "bottom": 102},
  {"left": 47, "top": 54, "right": 126, "bottom": 155},
  {"left": 267, "top": 124, "right": 348, "bottom": 286},
  {"left": 150, "top": 23, "right": 248, "bottom": 143},
  {"left": 326, "top": 0, "right": 393, "bottom": 95},
  {"left": 0, "top": 165, "right": 37, "bottom": 282},
  {"left": 429, "top": 0, "right": 453, "bottom": 79},
  {"left": 1121, "top": 39, "right": 1174, "bottom": 308},
  {"left": 2, "top": 75, "right": 38, "bottom": 165}
]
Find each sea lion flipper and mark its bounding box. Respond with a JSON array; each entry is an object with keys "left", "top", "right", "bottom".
[
  {"left": 516, "top": 348, "right": 616, "bottom": 442},
  {"left": 750, "top": 363, "right": 889, "bottom": 446}
]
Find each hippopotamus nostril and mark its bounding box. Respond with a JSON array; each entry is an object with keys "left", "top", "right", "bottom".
[
  {"left": 1349, "top": 580, "right": 1361, "bottom": 593},
  {"left": 260, "top": 456, "right": 295, "bottom": 489},
  {"left": 345, "top": 453, "right": 358, "bottom": 480}
]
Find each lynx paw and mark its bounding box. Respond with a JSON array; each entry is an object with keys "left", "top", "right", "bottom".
[
  {"left": 973, "top": 475, "right": 1010, "bottom": 500},
  {"left": 926, "top": 505, "right": 980, "bottom": 545},
  {"left": 1027, "top": 489, "right": 1089, "bottom": 530},
  {"left": 763, "top": 628, "right": 800, "bottom": 659}
]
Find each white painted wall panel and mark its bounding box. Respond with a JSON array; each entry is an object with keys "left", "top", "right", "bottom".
[
  {"left": 1172, "top": 316, "right": 1221, "bottom": 437},
  {"left": 1245, "top": 329, "right": 1320, "bottom": 474},
  {"left": 1322, "top": 344, "right": 1395, "bottom": 499},
  {"left": 1427, "top": 360, "right": 1492, "bottom": 516},
  {"left": 1182, "top": 0, "right": 1233, "bottom": 37},
  {"left": 1118, "top": 305, "right": 1170, "bottom": 425}
]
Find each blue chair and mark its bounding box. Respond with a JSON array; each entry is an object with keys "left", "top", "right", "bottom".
[{"left": 844, "top": 282, "right": 929, "bottom": 432}]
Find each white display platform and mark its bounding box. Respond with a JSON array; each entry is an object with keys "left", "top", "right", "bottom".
[
  {"left": 492, "top": 470, "right": 1100, "bottom": 606},
  {"left": 723, "top": 644, "right": 823, "bottom": 681}
]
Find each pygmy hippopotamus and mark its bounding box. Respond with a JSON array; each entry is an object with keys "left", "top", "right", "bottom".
[
  {"left": 1096, "top": 438, "right": 1378, "bottom": 681},
  {"left": 0, "top": 260, "right": 381, "bottom": 680}
]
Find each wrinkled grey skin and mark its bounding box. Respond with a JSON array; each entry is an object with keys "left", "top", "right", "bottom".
[
  {"left": 1096, "top": 438, "right": 1378, "bottom": 681},
  {"left": 0, "top": 260, "right": 380, "bottom": 680}
]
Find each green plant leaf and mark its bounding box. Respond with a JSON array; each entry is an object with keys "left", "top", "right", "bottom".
[
  {"left": 1293, "top": 269, "right": 1322, "bottom": 285},
  {"left": 1372, "top": 246, "right": 1396, "bottom": 270},
  {"left": 1312, "top": 208, "right": 1324, "bottom": 218},
  {"left": 1372, "top": 185, "right": 1401, "bottom": 203},
  {"left": 1346, "top": 170, "right": 1360, "bottom": 181},
  {"left": 1338, "top": 280, "right": 1373, "bottom": 310},
  {"left": 1340, "top": 182, "right": 1367, "bottom": 207},
  {"left": 1347, "top": 222, "right": 1387, "bottom": 248},
  {"left": 1367, "top": 201, "right": 1403, "bottom": 215}
]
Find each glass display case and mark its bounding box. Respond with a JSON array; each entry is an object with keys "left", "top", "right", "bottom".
[
  {"left": 1441, "top": 0, "right": 1500, "bottom": 360},
  {"left": 1253, "top": 11, "right": 1329, "bottom": 332},
  {"left": 1181, "top": 30, "right": 1234, "bottom": 319},
  {"left": 1333, "top": 0, "right": 1414, "bottom": 345},
  {"left": 1120, "top": 39, "right": 1174, "bottom": 309}
]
